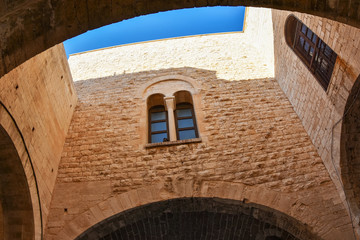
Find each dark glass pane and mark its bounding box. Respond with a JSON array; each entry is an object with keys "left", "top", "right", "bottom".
[
  {"left": 304, "top": 42, "right": 310, "bottom": 52},
  {"left": 179, "top": 130, "right": 196, "bottom": 140},
  {"left": 306, "top": 29, "right": 313, "bottom": 39},
  {"left": 151, "top": 111, "right": 166, "bottom": 121},
  {"left": 176, "top": 108, "right": 192, "bottom": 118},
  {"left": 324, "top": 46, "right": 333, "bottom": 58},
  {"left": 299, "top": 36, "right": 304, "bottom": 47},
  {"left": 151, "top": 133, "right": 168, "bottom": 143},
  {"left": 310, "top": 47, "right": 314, "bottom": 57},
  {"left": 178, "top": 119, "right": 194, "bottom": 128},
  {"left": 301, "top": 24, "right": 307, "bottom": 34},
  {"left": 321, "top": 61, "right": 329, "bottom": 71},
  {"left": 312, "top": 34, "right": 317, "bottom": 43},
  {"left": 151, "top": 122, "right": 167, "bottom": 132},
  {"left": 316, "top": 53, "right": 322, "bottom": 64}
]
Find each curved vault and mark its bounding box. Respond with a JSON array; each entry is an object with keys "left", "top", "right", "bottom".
[
  {"left": 75, "top": 198, "right": 319, "bottom": 240},
  {"left": 0, "top": 125, "right": 34, "bottom": 239},
  {"left": 341, "top": 74, "right": 360, "bottom": 228}
]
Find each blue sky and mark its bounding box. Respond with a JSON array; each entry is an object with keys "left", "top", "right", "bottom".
[{"left": 64, "top": 6, "right": 246, "bottom": 57}]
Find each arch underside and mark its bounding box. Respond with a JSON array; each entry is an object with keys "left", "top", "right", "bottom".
[
  {"left": 1, "top": 0, "right": 360, "bottom": 80},
  {"left": 76, "top": 198, "right": 319, "bottom": 240},
  {"left": 0, "top": 125, "right": 34, "bottom": 239},
  {"left": 341, "top": 75, "right": 360, "bottom": 227}
]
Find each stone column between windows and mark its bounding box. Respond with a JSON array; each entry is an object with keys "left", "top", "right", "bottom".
[{"left": 164, "top": 96, "right": 177, "bottom": 141}]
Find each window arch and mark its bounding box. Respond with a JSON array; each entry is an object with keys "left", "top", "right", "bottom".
[
  {"left": 146, "top": 90, "right": 199, "bottom": 144},
  {"left": 147, "top": 94, "right": 169, "bottom": 143},
  {"left": 285, "top": 15, "right": 337, "bottom": 91},
  {"left": 174, "top": 91, "right": 199, "bottom": 140}
]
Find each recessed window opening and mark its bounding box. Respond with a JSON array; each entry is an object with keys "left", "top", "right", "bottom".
[
  {"left": 285, "top": 15, "right": 337, "bottom": 91},
  {"left": 174, "top": 91, "right": 199, "bottom": 140},
  {"left": 148, "top": 94, "right": 169, "bottom": 143},
  {"left": 147, "top": 90, "right": 199, "bottom": 144}
]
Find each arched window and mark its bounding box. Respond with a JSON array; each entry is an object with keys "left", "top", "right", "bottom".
[
  {"left": 148, "top": 94, "right": 169, "bottom": 143},
  {"left": 147, "top": 90, "right": 199, "bottom": 144},
  {"left": 285, "top": 15, "right": 337, "bottom": 91},
  {"left": 174, "top": 91, "right": 198, "bottom": 140}
]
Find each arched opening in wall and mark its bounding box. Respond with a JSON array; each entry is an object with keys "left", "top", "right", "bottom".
[
  {"left": 284, "top": 15, "right": 337, "bottom": 91},
  {"left": 341, "top": 74, "right": 360, "bottom": 228},
  {"left": 3, "top": 0, "right": 360, "bottom": 79},
  {"left": 75, "top": 198, "right": 319, "bottom": 240},
  {"left": 0, "top": 125, "right": 34, "bottom": 239}
]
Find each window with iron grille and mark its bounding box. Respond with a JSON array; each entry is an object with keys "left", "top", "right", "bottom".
[{"left": 285, "top": 15, "right": 337, "bottom": 91}]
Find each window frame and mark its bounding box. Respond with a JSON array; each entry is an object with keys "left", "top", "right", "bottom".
[
  {"left": 174, "top": 102, "right": 199, "bottom": 140},
  {"left": 285, "top": 15, "right": 337, "bottom": 91},
  {"left": 148, "top": 105, "right": 169, "bottom": 143}
]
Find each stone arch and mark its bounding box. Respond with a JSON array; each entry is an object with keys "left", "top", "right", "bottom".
[
  {"left": 140, "top": 75, "right": 201, "bottom": 99},
  {"left": 75, "top": 198, "right": 319, "bottom": 240},
  {"left": 0, "top": 105, "right": 42, "bottom": 239},
  {"left": 56, "top": 181, "right": 336, "bottom": 239},
  {"left": 2, "top": 0, "right": 360, "bottom": 81},
  {"left": 341, "top": 74, "right": 360, "bottom": 232},
  {"left": 139, "top": 75, "right": 204, "bottom": 145}
]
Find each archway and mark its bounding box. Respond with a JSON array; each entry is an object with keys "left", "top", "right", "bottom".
[
  {"left": 341, "top": 74, "right": 360, "bottom": 230},
  {"left": 0, "top": 125, "right": 34, "bottom": 239},
  {"left": 75, "top": 198, "right": 319, "bottom": 240},
  {"left": 1, "top": 0, "right": 360, "bottom": 80}
]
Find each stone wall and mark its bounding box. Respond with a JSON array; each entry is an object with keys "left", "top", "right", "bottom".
[
  {"left": 272, "top": 9, "right": 360, "bottom": 232},
  {"left": 0, "top": 44, "right": 77, "bottom": 234},
  {"left": 68, "top": 7, "right": 274, "bottom": 82},
  {"left": 46, "top": 65, "right": 352, "bottom": 239}
]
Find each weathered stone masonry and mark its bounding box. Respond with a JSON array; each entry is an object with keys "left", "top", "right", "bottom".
[
  {"left": 1, "top": 4, "right": 360, "bottom": 239},
  {"left": 46, "top": 66, "right": 352, "bottom": 239}
]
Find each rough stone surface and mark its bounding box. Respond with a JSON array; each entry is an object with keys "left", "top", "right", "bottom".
[
  {"left": 1, "top": 5, "right": 360, "bottom": 240},
  {"left": 0, "top": 44, "right": 77, "bottom": 239},
  {"left": 45, "top": 16, "right": 353, "bottom": 237},
  {"left": 272, "top": 9, "right": 360, "bottom": 234}
]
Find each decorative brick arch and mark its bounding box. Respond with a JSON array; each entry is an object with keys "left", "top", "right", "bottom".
[
  {"left": 341, "top": 74, "right": 360, "bottom": 234},
  {"left": 0, "top": 105, "right": 42, "bottom": 240},
  {"left": 57, "top": 181, "right": 341, "bottom": 240},
  {"left": 2, "top": 0, "right": 360, "bottom": 81}
]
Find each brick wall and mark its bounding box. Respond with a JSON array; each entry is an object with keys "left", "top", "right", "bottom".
[{"left": 0, "top": 44, "right": 77, "bottom": 233}]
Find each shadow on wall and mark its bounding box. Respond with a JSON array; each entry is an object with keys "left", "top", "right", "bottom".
[
  {"left": 75, "top": 197, "right": 320, "bottom": 240},
  {"left": 341, "top": 74, "right": 360, "bottom": 231},
  {"left": 0, "top": 125, "right": 34, "bottom": 239}
]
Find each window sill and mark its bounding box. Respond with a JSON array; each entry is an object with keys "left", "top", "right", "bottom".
[{"left": 145, "top": 138, "right": 202, "bottom": 148}]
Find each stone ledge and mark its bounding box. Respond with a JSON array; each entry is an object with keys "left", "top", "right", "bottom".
[{"left": 145, "top": 138, "right": 202, "bottom": 148}]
